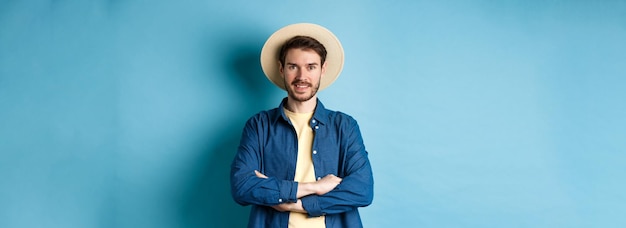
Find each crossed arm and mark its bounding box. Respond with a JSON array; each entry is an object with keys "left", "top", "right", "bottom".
[
  {"left": 254, "top": 170, "right": 342, "bottom": 213},
  {"left": 231, "top": 115, "right": 373, "bottom": 216}
]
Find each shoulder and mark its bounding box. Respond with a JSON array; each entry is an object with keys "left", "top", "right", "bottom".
[
  {"left": 246, "top": 108, "right": 280, "bottom": 124},
  {"left": 316, "top": 99, "right": 358, "bottom": 124},
  {"left": 248, "top": 108, "right": 276, "bottom": 120},
  {"left": 328, "top": 110, "right": 357, "bottom": 123},
  {"left": 321, "top": 107, "right": 360, "bottom": 128}
]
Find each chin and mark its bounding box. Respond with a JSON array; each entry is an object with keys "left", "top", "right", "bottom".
[{"left": 289, "top": 93, "right": 316, "bottom": 102}]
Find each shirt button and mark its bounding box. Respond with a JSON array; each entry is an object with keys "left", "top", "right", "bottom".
[
  {"left": 314, "top": 126, "right": 319, "bottom": 130},
  {"left": 317, "top": 177, "right": 321, "bottom": 180},
  {"left": 278, "top": 198, "right": 283, "bottom": 203},
  {"left": 312, "top": 119, "right": 316, "bottom": 124},
  {"left": 312, "top": 150, "right": 317, "bottom": 155}
]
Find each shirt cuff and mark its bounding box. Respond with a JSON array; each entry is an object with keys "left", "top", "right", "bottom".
[
  {"left": 278, "top": 179, "right": 298, "bottom": 203},
  {"left": 301, "top": 195, "right": 323, "bottom": 217}
]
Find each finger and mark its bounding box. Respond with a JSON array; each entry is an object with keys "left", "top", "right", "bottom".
[
  {"left": 254, "top": 170, "right": 268, "bottom": 179},
  {"left": 271, "top": 205, "right": 286, "bottom": 212},
  {"left": 326, "top": 174, "right": 342, "bottom": 181}
]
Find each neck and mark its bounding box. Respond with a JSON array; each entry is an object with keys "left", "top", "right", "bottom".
[{"left": 285, "top": 96, "right": 317, "bottom": 113}]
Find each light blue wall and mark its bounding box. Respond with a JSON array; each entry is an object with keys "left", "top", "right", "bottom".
[{"left": 1, "top": 1, "right": 625, "bottom": 227}]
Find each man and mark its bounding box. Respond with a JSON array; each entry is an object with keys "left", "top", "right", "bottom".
[{"left": 230, "top": 23, "right": 374, "bottom": 228}]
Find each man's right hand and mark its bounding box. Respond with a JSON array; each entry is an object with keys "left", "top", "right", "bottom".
[
  {"left": 314, "top": 174, "right": 342, "bottom": 195},
  {"left": 293, "top": 173, "right": 344, "bottom": 198}
]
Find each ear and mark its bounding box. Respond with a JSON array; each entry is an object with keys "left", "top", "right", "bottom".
[
  {"left": 278, "top": 61, "right": 284, "bottom": 78},
  {"left": 321, "top": 61, "right": 327, "bottom": 78}
]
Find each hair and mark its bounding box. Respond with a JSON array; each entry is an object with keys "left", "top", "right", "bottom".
[{"left": 278, "top": 36, "right": 327, "bottom": 67}]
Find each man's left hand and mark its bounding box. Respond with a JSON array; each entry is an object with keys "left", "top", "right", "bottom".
[{"left": 272, "top": 200, "right": 306, "bottom": 213}]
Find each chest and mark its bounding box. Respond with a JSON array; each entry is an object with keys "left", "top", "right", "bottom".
[{"left": 262, "top": 123, "right": 345, "bottom": 179}]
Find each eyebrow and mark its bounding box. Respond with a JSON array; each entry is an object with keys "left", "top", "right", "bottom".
[{"left": 286, "top": 62, "right": 319, "bottom": 66}]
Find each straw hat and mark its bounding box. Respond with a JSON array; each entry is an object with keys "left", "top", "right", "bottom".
[{"left": 260, "top": 23, "right": 344, "bottom": 91}]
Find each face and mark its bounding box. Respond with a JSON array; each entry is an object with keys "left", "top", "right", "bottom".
[{"left": 280, "top": 48, "right": 326, "bottom": 102}]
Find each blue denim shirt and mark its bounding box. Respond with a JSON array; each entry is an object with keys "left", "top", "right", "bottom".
[{"left": 231, "top": 98, "right": 374, "bottom": 228}]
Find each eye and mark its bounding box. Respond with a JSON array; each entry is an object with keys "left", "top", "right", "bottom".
[
  {"left": 288, "top": 65, "right": 297, "bottom": 70},
  {"left": 308, "top": 65, "right": 316, "bottom": 70}
]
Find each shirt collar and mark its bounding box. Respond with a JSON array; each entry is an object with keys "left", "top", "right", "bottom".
[{"left": 275, "top": 97, "right": 330, "bottom": 125}]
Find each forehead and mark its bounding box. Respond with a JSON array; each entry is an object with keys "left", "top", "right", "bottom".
[{"left": 284, "top": 48, "right": 321, "bottom": 63}]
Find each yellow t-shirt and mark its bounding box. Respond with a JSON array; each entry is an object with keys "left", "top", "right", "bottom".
[{"left": 284, "top": 108, "right": 325, "bottom": 228}]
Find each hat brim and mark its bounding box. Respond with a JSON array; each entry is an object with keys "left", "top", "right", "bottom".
[{"left": 260, "top": 23, "right": 344, "bottom": 91}]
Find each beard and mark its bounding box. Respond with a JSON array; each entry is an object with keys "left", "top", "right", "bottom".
[{"left": 284, "top": 79, "right": 320, "bottom": 102}]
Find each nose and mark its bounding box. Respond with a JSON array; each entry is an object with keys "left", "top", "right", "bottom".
[{"left": 294, "top": 68, "right": 303, "bottom": 79}]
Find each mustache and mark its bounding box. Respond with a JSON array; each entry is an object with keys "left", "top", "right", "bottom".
[{"left": 292, "top": 80, "right": 312, "bottom": 87}]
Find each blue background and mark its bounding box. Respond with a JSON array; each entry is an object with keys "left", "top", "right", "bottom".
[{"left": 1, "top": 0, "right": 625, "bottom": 227}]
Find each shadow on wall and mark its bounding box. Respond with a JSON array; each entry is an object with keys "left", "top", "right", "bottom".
[{"left": 177, "top": 27, "right": 277, "bottom": 228}]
